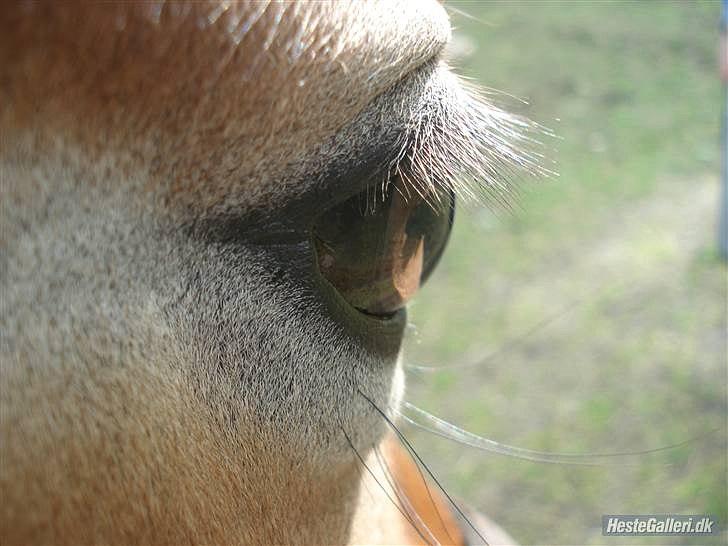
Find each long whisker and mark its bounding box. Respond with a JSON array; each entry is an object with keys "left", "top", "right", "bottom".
[
  {"left": 442, "top": 4, "right": 494, "bottom": 27},
  {"left": 339, "top": 426, "right": 432, "bottom": 546},
  {"left": 406, "top": 302, "right": 579, "bottom": 373},
  {"left": 376, "top": 441, "right": 456, "bottom": 546},
  {"left": 400, "top": 402, "right": 710, "bottom": 466},
  {"left": 357, "top": 388, "right": 489, "bottom": 545},
  {"left": 373, "top": 446, "right": 441, "bottom": 546}
]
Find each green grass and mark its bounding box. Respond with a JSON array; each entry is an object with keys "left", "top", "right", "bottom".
[{"left": 402, "top": 2, "right": 726, "bottom": 545}]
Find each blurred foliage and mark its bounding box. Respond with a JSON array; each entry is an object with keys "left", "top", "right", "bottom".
[{"left": 403, "top": 2, "right": 726, "bottom": 545}]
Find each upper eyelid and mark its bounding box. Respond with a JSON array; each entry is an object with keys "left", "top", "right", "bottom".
[
  {"left": 205, "top": 145, "right": 401, "bottom": 246},
  {"left": 194, "top": 56, "right": 540, "bottom": 243}
]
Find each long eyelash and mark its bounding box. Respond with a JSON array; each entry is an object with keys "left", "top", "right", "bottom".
[{"left": 382, "top": 65, "right": 554, "bottom": 212}]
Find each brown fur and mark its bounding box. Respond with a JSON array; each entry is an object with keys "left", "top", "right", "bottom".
[
  {"left": 0, "top": 2, "right": 449, "bottom": 216},
  {"left": 1, "top": 2, "right": 521, "bottom": 544}
]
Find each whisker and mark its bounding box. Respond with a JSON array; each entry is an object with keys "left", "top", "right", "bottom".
[
  {"left": 442, "top": 4, "right": 494, "bottom": 27},
  {"left": 357, "top": 388, "right": 489, "bottom": 545},
  {"left": 400, "top": 402, "right": 710, "bottom": 466},
  {"left": 406, "top": 301, "right": 580, "bottom": 373},
  {"left": 381, "top": 440, "right": 457, "bottom": 546},
  {"left": 373, "top": 446, "right": 441, "bottom": 546},
  {"left": 339, "top": 426, "right": 432, "bottom": 546}
]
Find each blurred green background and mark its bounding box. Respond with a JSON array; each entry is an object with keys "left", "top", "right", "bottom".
[{"left": 402, "top": 2, "right": 727, "bottom": 545}]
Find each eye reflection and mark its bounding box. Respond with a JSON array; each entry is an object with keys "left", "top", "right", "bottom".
[{"left": 313, "top": 178, "right": 454, "bottom": 317}]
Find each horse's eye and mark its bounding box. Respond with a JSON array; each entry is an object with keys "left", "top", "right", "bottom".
[{"left": 313, "top": 177, "right": 454, "bottom": 318}]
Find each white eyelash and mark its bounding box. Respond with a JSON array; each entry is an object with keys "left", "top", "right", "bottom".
[{"left": 381, "top": 64, "right": 554, "bottom": 212}]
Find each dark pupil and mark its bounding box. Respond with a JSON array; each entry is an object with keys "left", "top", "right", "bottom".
[{"left": 313, "top": 179, "right": 453, "bottom": 317}]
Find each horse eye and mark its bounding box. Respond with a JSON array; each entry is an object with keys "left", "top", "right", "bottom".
[{"left": 312, "top": 177, "right": 454, "bottom": 318}]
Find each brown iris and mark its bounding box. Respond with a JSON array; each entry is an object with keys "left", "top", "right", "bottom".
[{"left": 313, "top": 178, "right": 453, "bottom": 317}]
